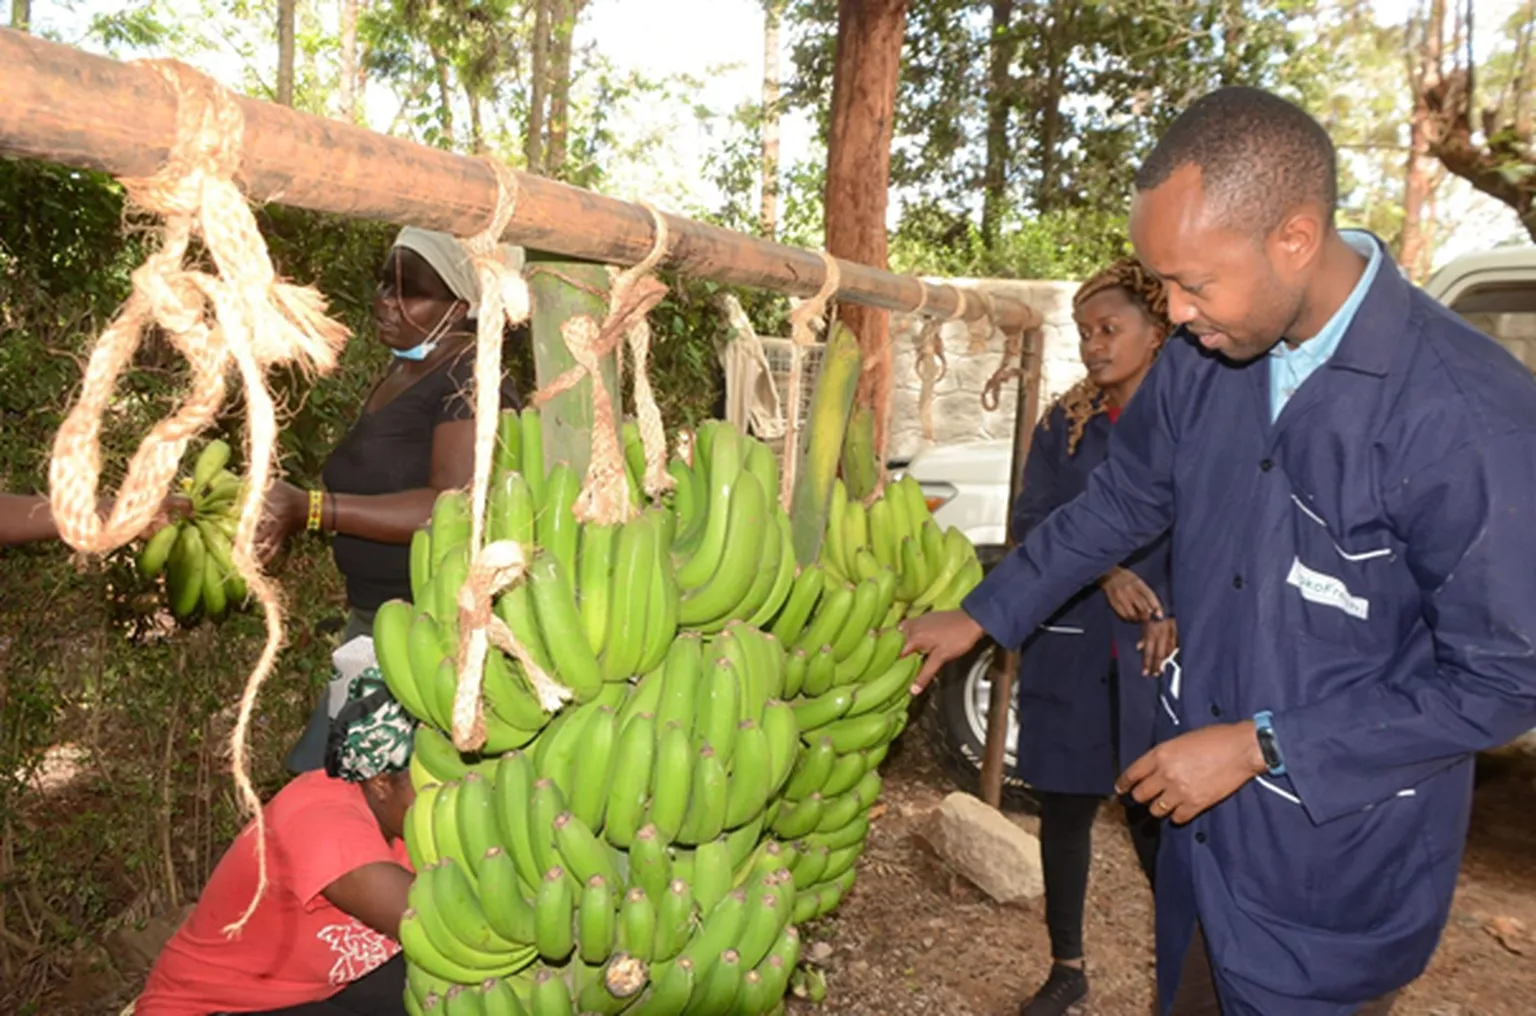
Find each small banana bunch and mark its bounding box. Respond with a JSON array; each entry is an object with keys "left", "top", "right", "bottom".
[
  {"left": 137, "top": 439, "right": 248, "bottom": 623},
  {"left": 668, "top": 421, "right": 797, "bottom": 634},
  {"left": 822, "top": 475, "right": 982, "bottom": 619}
]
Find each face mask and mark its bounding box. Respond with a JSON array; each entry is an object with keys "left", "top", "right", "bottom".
[{"left": 391, "top": 338, "right": 438, "bottom": 362}]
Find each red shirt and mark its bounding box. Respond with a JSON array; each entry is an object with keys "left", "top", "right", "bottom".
[{"left": 138, "top": 771, "right": 411, "bottom": 1016}]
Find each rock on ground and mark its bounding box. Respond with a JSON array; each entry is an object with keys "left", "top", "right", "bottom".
[{"left": 921, "top": 791, "right": 1044, "bottom": 904}]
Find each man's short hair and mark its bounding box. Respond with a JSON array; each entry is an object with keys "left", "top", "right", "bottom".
[{"left": 1135, "top": 86, "right": 1338, "bottom": 236}]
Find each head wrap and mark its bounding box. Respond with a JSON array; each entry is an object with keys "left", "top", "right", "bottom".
[
  {"left": 1048, "top": 257, "right": 1172, "bottom": 454},
  {"left": 392, "top": 226, "right": 525, "bottom": 320},
  {"left": 322, "top": 637, "right": 416, "bottom": 783}
]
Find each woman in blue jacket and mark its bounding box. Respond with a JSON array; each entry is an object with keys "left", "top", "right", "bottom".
[{"left": 1015, "top": 259, "right": 1176, "bottom": 1016}]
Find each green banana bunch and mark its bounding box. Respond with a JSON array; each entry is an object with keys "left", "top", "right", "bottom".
[{"left": 137, "top": 438, "right": 251, "bottom": 624}]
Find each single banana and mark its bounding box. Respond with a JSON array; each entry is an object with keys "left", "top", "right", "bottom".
[
  {"left": 618, "top": 887, "right": 658, "bottom": 963},
  {"left": 816, "top": 787, "right": 865, "bottom": 836},
  {"left": 654, "top": 879, "right": 697, "bottom": 963},
  {"left": 190, "top": 438, "right": 231, "bottom": 498},
  {"left": 791, "top": 686, "right": 853, "bottom": 733},
  {"left": 783, "top": 737, "right": 837, "bottom": 802},
  {"left": 824, "top": 478, "right": 851, "bottom": 581},
  {"left": 768, "top": 564, "right": 825, "bottom": 646},
  {"left": 679, "top": 889, "right": 745, "bottom": 981},
  {"left": 137, "top": 523, "right": 180, "bottom": 580},
  {"left": 553, "top": 810, "right": 622, "bottom": 887},
  {"left": 431, "top": 858, "right": 521, "bottom": 957},
  {"left": 745, "top": 511, "right": 798, "bottom": 629},
  {"left": 723, "top": 720, "right": 770, "bottom": 830},
  {"left": 627, "top": 824, "right": 672, "bottom": 905},
  {"left": 568, "top": 705, "right": 617, "bottom": 832},
  {"left": 793, "top": 582, "right": 854, "bottom": 655},
  {"left": 167, "top": 523, "right": 206, "bottom": 620},
  {"left": 374, "top": 600, "right": 432, "bottom": 725},
  {"left": 577, "top": 875, "right": 616, "bottom": 965},
  {"left": 519, "top": 408, "right": 546, "bottom": 505},
  {"left": 635, "top": 507, "right": 680, "bottom": 674},
  {"left": 819, "top": 750, "right": 871, "bottom": 799},
  {"left": 847, "top": 654, "right": 921, "bottom": 718},
  {"left": 527, "top": 778, "right": 570, "bottom": 887},
  {"left": 771, "top": 793, "right": 824, "bottom": 841},
  {"left": 528, "top": 553, "right": 604, "bottom": 702},
  {"left": 655, "top": 634, "right": 702, "bottom": 730},
  {"left": 831, "top": 629, "right": 878, "bottom": 688},
  {"left": 479, "top": 847, "right": 538, "bottom": 944},
  {"left": 455, "top": 772, "right": 502, "bottom": 881},
  {"left": 715, "top": 495, "right": 782, "bottom": 631},
  {"left": 537, "top": 462, "right": 582, "bottom": 581},
  {"left": 647, "top": 720, "right": 693, "bottom": 843},
  {"left": 821, "top": 708, "right": 896, "bottom": 754},
  {"left": 691, "top": 836, "right": 734, "bottom": 916},
  {"left": 781, "top": 648, "right": 809, "bottom": 700},
  {"left": 676, "top": 745, "right": 728, "bottom": 845},
  {"left": 429, "top": 489, "right": 472, "bottom": 571},
  {"left": 405, "top": 783, "right": 442, "bottom": 872},
  {"left": 681, "top": 948, "right": 741, "bottom": 1015},
  {"left": 494, "top": 751, "right": 546, "bottom": 892},
  {"left": 576, "top": 523, "right": 619, "bottom": 657},
  {"left": 760, "top": 701, "right": 800, "bottom": 796},
  {"left": 808, "top": 813, "right": 870, "bottom": 853},
  {"left": 602, "top": 711, "right": 656, "bottom": 849},
  {"left": 533, "top": 866, "right": 575, "bottom": 963},
  {"left": 400, "top": 910, "right": 523, "bottom": 985},
  {"left": 600, "top": 514, "right": 655, "bottom": 682},
  {"left": 693, "top": 655, "right": 741, "bottom": 763}
]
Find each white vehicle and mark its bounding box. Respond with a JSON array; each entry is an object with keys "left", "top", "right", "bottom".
[{"left": 900, "top": 248, "right": 1536, "bottom": 808}]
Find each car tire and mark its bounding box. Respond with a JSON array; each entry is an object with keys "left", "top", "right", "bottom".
[{"left": 924, "top": 638, "right": 1039, "bottom": 813}]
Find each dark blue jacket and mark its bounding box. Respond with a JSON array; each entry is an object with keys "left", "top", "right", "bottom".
[
  {"left": 1011, "top": 405, "right": 1171, "bottom": 796},
  {"left": 964, "top": 242, "right": 1536, "bottom": 1014}
]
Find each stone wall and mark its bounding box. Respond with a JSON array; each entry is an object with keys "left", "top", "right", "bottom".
[{"left": 885, "top": 279, "right": 1083, "bottom": 461}]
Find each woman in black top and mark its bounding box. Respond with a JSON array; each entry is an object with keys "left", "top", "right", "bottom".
[{"left": 268, "top": 227, "right": 522, "bottom": 770}]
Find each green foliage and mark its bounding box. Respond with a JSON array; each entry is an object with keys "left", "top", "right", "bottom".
[{"left": 889, "top": 204, "right": 1131, "bottom": 281}]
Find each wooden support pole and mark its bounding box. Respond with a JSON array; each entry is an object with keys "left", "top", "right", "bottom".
[
  {"left": 0, "top": 29, "right": 1041, "bottom": 336},
  {"left": 979, "top": 326, "right": 1045, "bottom": 810},
  {"left": 527, "top": 259, "right": 616, "bottom": 474}
]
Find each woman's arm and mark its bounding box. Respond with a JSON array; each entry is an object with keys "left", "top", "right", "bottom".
[
  {"left": 267, "top": 418, "right": 477, "bottom": 546},
  {"left": 321, "top": 861, "right": 415, "bottom": 940},
  {"left": 0, "top": 494, "right": 59, "bottom": 546}
]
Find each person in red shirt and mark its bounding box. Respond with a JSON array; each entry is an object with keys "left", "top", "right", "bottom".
[{"left": 137, "top": 640, "right": 417, "bottom": 1015}]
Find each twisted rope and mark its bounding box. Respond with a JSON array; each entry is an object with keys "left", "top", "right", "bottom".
[
  {"left": 45, "top": 61, "right": 350, "bottom": 936},
  {"left": 449, "top": 159, "right": 570, "bottom": 751},
  {"left": 780, "top": 252, "right": 841, "bottom": 509}
]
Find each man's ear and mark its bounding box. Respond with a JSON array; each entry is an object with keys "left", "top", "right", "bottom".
[{"left": 1271, "top": 204, "right": 1326, "bottom": 274}]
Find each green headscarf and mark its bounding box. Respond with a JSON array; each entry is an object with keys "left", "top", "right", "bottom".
[{"left": 323, "top": 653, "right": 416, "bottom": 783}]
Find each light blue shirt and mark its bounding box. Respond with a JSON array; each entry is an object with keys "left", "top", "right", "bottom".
[{"left": 1268, "top": 230, "right": 1383, "bottom": 421}]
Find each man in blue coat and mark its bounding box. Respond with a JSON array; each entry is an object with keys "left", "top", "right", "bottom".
[{"left": 903, "top": 86, "right": 1536, "bottom": 1015}]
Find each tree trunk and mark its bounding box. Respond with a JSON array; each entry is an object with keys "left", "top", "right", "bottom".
[
  {"left": 526, "top": 0, "right": 550, "bottom": 173},
  {"left": 1034, "top": 0, "right": 1071, "bottom": 211},
  {"left": 300, "top": 0, "right": 320, "bottom": 111},
  {"left": 981, "top": 0, "right": 1016, "bottom": 249},
  {"left": 468, "top": 92, "right": 486, "bottom": 153},
  {"left": 339, "top": 0, "right": 359, "bottom": 122},
  {"left": 1402, "top": 0, "right": 1444, "bottom": 280},
  {"left": 431, "top": 48, "right": 455, "bottom": 146},
  {"left": 546, "top": 0, "right": 583, "bottom": 177},
  {"left": 277, "top": 0, "right": 297, "bottom": 106},
  {"left": 824, "top": 0, "right": 909, "bottom": 458},
  {"left": 10, "top": 0, "right": 29, "bottom": 32},
  {"left": 760, "top": 0, "right": 784, "bottom": 239}
]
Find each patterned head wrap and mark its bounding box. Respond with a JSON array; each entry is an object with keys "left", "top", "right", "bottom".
[
  {"left": 1048, "top": 258, "right": 1172, "bottom": 454},
  {"left": 323, "top": 639, "right": 416, "bottom": 783}
]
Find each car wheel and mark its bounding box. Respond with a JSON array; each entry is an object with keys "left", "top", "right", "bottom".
[{"left": 924, "top": 639, "right": 1039, "bottom": 813}]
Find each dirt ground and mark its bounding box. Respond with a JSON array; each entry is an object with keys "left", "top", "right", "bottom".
[{"left": 786, "top": 731, "right": 1536, "bottom": 1016}]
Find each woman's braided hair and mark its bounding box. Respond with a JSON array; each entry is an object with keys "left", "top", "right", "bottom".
[{"left": 1047, "top": 258, "right": 1172, "bottom": 454}]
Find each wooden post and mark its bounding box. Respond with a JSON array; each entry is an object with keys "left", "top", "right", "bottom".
[
  {"left": 979, "top": 325, "right": 1045, "bottom": 809},
  {"left": 0, "top": 29, "right": 1040, "bottom": 335},
  {"left": 527, "top": 257, "right": 617, "bottom": 475}
]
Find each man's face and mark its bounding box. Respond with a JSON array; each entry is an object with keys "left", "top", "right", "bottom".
[{"left": 1129, "top": 164, "right": 1307, "bottom": 363}]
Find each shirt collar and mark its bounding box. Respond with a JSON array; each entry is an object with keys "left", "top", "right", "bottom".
[{"left": 1271, "top": 229, "right": 1383, "bottom": 367}]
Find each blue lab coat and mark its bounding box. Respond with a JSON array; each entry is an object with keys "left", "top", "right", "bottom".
[
  {"left": 964, "top": 240, "right": 1536, "bottom": 1014},
  {"left": 1011, "top": 405, "right": 1171, "bottom": 796}
]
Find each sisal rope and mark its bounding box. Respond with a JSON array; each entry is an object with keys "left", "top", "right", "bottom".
[
  {"left": 45, "top": 61, "right": 350, "bottom": 936},
  {"left": 779, "top": 252, "right": 841, "bottom": 509},
  {"left": 448, "top": 159, "right": 572, "bottom": 751},
  {"left": 531, "top": 207, "right": 670, "bottom": 525},
  {"left": 913, "top": 317, "right": 947, "bottom": 442},
  {"left": 613, "top": 204, "right": 674, "bottom": 497}
]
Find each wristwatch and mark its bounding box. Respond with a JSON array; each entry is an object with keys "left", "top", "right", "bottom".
[{"left": 1252, "top": 710, "right": 1287, "bottom": 777}]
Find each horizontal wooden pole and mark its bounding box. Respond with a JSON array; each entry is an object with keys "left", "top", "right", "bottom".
[{"left": 0, "top": 30, "right": 1041, "bottom": 334}]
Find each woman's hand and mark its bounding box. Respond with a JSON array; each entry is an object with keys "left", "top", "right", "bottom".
[
  {"left": 257, "top": 480, "right": 309, "bottom": 562},
  {"left": 1100, "top": 567, "right": 1164, "bottom": 623},
  {"left": 1138, "top": 618, "right": 1178, "bottom": 677}
]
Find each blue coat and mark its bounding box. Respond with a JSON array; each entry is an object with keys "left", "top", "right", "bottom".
[
  {"left": 1011, "top": 405, "right": 1171, "bottom": 796},
  {"left": 965, "top": 240, "right": 1536, "bottom": 1014}
]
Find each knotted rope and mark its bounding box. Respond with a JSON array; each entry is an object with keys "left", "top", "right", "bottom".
[
  {"left": 780, "top": 252, "right": 841, "bottom": 509},
  {"left": 913, "top": 304, "right": 947, "bottom": 442},
  {"left": 982, "top": 329, "right": 1027, "bottom": 413},
  {"left": 616, "top": 205, "right": 674, "bottom": 498},
  {"left": 531, "top": 206, "right": 670, "bottom": 525},
  {"left": 450, "top": 159, "right": 569, "bottom": 752},
  {"left": 43, "top": 62, "right": 349, "bottom": 936}
]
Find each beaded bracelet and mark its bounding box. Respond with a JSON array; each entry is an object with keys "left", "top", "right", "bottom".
[{"left": 306, "top": 489, "right": 324, "bottom": 533}]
